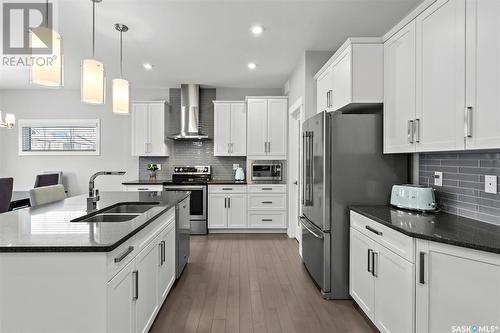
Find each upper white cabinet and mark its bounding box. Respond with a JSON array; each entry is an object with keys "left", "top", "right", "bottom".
[
  {"left": 384, "top": 0, "right": 500, "bottom": 153},
  {"left": 132, "top": 102, "right": 169, "bottom": 156},
  {"left": 416, "top": 240, "right": 500, "bottom": 332},
  {"left": 247, "top": 97, "right": 287, "bottom": 160},
  {"left": 384, "top": 21, "right": 417, "bottom": 153},
  {"left": 465, "top": 0, "right": 500, "bottom": 150},
  {"left": 315, "top": 38, "right": 383, "bottom": 114},
  {"left": 213, "top": 101, "right": 247, "bottom": 156},
  {"left": 415, "top": 0, "right": 465, "bottom": 152}
]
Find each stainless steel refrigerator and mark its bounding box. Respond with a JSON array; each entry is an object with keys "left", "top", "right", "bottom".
[{"left": 300, "top": 111, "right": 408, "bottom": 299}]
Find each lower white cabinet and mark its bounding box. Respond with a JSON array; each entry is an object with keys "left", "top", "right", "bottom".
[
  {"left": 208, "top": 185, "right": 287, "bottom": 230},
  {"left": 208, "top": 186, "right": 247, "bottom": 229},
  {"left": 107, "top": 210, "right": 176, "bottom": 333},
  {"left": 123, "top": 185, "right": 164, "bottom": 192},
  {"left": 350, "top": 212, "right": 415, "bottom": 333},
  {"left": 416, "top": 240, "right": 500, "bottom": 332}
]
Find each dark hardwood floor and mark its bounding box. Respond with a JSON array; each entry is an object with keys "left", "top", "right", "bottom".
[{"left": 150, "top": 233, "right": 375, "bottom": 333}]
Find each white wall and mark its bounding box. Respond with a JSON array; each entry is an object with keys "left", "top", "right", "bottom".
[
  {"left": 285, "top": 51, "right": 332, "bottom": 120},
  {"left": 0, "top": 87, "right": 170, "bottom": 195},
  {"left": 216, "top": 87, "right": 283, "bottom": 100}
]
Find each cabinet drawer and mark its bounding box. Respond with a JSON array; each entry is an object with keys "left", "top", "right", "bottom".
[
  {"left": 209, "top": 185, "right": 247, "bottom": 194},
  {"left": 350, "top": 211, "right": 414, "bottom": 263},
  {"left": 107, "top": 238, "right": 138, "bottom": 281},
  {"left": 247, "top": 185, "right": 286, "bottom": 193},
  {"left": 248, "top": 194, "right": 286, "bottom": 210},
  {"left": 123, "top": 185, "right": 164, "bottom": 192},
  {"left": 248, "top": 211, "right": 287, "bottom": 228}
]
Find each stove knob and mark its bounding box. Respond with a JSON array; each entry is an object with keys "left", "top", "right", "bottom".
[
  {"left": 204, "top": 167, "right": 208, "bottom": 172},
  {"left": 179, "top": 168, "right": 183, "bottom": 172},
  {"left": 174, "top": 168, "right": 179, "bottom": 172}
]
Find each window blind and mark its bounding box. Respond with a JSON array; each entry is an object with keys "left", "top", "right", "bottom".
[{"left": 21, "top": 125, "right": 98, "bottom": 152}]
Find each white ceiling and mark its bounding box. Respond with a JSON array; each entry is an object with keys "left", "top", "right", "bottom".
[{"left": 0, "top": 0, "right": 421, "bottom": 90}]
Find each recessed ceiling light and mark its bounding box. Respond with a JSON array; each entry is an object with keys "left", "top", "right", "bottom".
[
  {"left": 143, "top": 63, "right": 153, "bottom": 70},
  {"left": 248, "top": 62, "right": 257, "bottom": 70},
  {"left": 251, "top": 25, "right": 264, "bottom": 36}
]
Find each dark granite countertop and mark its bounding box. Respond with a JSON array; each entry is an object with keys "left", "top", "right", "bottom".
[
  {"left": 0, "top": 191, "right": 190, "bottom": 253},
  {"left": 350, "top": 205, "right": 500, "bottom": 254}
]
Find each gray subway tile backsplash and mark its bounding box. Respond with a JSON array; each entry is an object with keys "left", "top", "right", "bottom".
[
  {"left": 139, "top": 88, "right": 246, "bottom": 181},
  {"left": 419, "top": 151, "right": 500, "bottom": 225}
]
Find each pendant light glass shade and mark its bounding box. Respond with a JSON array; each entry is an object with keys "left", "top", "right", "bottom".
[
  {"left": 112, "top": 78, "right": 130, "bottom": 114},
  {"left": 81, "top": 59, "right": 106, "bottom": 104},
  {"left": 30, "top": 27, "right": 63, "bottom": 87}
]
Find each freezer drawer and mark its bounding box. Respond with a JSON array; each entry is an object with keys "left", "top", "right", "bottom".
[{"left": 300, "top": 216, "right": 331, "bottom": 297}]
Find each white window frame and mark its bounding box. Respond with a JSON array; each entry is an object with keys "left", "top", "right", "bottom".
[{"left": 18, "top": 119, "right": 101, "bottom": 156}]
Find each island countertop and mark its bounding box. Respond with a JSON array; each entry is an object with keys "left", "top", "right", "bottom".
[
  {"left": 0, "top": 191, "right": 190, "bottom": 253},
  {"left": 350, "top": 205, "right": 500, "bottom": 254}
]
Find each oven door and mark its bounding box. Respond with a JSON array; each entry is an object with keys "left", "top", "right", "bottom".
[{"left": 164, "top": 185, "right": 207, "bottom": 234}]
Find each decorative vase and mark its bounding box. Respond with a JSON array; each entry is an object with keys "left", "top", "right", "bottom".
[{"left": 149, "top": 170, "right": 157, "bottom": 180}]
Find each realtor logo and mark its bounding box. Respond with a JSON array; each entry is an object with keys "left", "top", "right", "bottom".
[{"left": 2, "top": 2, "right": 53, "bottom": 55}]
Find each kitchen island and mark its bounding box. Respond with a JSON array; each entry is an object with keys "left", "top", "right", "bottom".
[{"left": 0, "top": 191, "right": 190, "bottom": 333}]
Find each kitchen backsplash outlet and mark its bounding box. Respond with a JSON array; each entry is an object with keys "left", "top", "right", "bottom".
[
  {"left": 419, "top": 151, "right": 500, "bottom": 225},
  {"left": 139, "top": 88, "right": 246, "bottom": 180}
]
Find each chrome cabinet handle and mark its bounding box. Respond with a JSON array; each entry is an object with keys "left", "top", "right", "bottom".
[
  {"left": 137, "top": 188, "right": 149, "bottom": 191},
  {"left": 161, "top": 240, "right": 166, "bottom": 265},
  {"left": 224, "top": 197, "right": 227, "bottom": 208},
  {"left": 268, "top": 142, "right": 271, "bottom": 153},
  {"left": 262, "top": 201, "right": 273, "bottom": 204},
  {"left": 228, "top": 143, "right": 231, "bottom": 154},
  {"left": 222, "top": 188, "right": 233, "bottom": 191},
  {"left": 366, "top": 225, "right": 383, "bottom": 236},
  {"left": 262, "top": 188, "right": 273, "bottom": 191},
  {"left": 228, "top": 197, "right": 231, "bottom": 209},
  {"left": 408, "top": 120, "right": 414, "bottom": 144},
  {"left": 371, "top": 252, "right": 378, "bottom": 277},
  {"left": 367, "top": 249, "right": 373, "bottom": 273},
  {"left": 415, "top": 118, "right": 421, "bottom": 143},
  {"left": 132, "top": 270, "right": 139, "bottom": 300},
  {"left": 419, "top": 252, "right": 425, "bottom": 284},
  {"left": 262, "top": 219, "right": 273, "bottom": 222},
  {"left": 114, "top": 246, "right": 134, "bottom": 263},
  {"left": 158, "top": 243, "right": 163, "bottom": 265},
  {"left": 466, "top": 106, "right": 473, "bottom": 138}
]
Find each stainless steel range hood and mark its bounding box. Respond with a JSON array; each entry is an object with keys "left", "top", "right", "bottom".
[{"left": 167, "top": 84, "right": 209, "bottom": 140}]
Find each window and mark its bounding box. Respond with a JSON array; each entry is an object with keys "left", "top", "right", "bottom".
[{"left": 18, "top": 119, "right": 100, "bottom": 156}]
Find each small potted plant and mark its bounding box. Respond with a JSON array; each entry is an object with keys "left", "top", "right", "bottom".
[{"left": 147, "top": 164, "right": 159, "bottom": 180}]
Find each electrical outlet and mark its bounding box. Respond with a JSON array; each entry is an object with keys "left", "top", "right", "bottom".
[
  {"left": 434, "top": 171, "right": 443, "bottom": 187},
  {"left": 233, "top": 164, "right": 239, "bottom": 170},
  {"left": 485, "top": 175, "right": 497, "bottom": 194}
]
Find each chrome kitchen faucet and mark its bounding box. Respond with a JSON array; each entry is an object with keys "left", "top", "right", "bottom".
[{"left": 87, "top": 171, "right": 126, "bottom": 211}]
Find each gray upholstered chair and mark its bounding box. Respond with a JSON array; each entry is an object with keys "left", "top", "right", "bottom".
[
  {"left": 0, "top": 177, "right": 14, "bottom": 213},
  {"left": 29, "top": 184, "right": 67, "bottom": 207},
  {"left": 34, "top": 173, "right": 60, "bottom": 188}
]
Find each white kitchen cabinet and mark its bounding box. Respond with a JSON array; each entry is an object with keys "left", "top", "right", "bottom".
[
  {"left": 135, "top": 235, "right": 160, "bottom": 333},
  {"left": 416, "top": 240, "right": 500, "bottom": 333},
  {"left": 315, "top": 38, "right": 383, "bottom": 113},
  {"left": 247, "top": 97, "right": 288, "bottom": 160},
  {"left": 123, "top": 185, "right": 164, "bottom": 192},
  {"left": 107, "top": 259, "right": 136, "bottom": 333},
  {"left": 208, "top": 186, "right": 247, "bottom": 229},
  {"left": 213, "top": 101, "right": 247, "bottom": 156},
  {"left": 383, "top": 21, "right": 417, "bottom": 153},
  {"left": 374, "top": 242, "right": 414, "bottom": 333},
  {"left": 350, "top": 212, "right": 415, "bottom": 333},
  {"left": 227, "top": 193, "right": 247, "bottom": 228},
  {"left": 132, "top": 101, "right": 169, "bottom": 156},
  {"left": 349, "top": 228, "right": 376, "bottom": 320},
  {"left": 156, "top": 221, "right": 175, "bottom": 304},
  {"left": 415, "top": 0, "right": 466, "bottom": 152},
  {"left": 316, "top": 66, "right": 333, "bottom": 113},
  {"left": 208, "top": 193, "right": 228, "bottom": 228},
  {"left": 465, "top": 0, "right": 500, "bottom": 150}
]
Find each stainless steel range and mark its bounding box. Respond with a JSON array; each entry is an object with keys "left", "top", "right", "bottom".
[{"left": 164, "top": 166, "right": 211, "bottom": 235}]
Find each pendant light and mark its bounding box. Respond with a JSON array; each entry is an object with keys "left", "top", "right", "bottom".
[
  {"left": 81, "top": 0, "right": 105, "bottom": 105},
  {"left": 31, "top": 0, "right": 63, "bottom": 87},
  {"left": 112, "top": 24, "right": 130, "bottom": 115}
]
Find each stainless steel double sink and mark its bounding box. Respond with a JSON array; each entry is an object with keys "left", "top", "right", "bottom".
[{"left": 72, "top": 202, "right": 160, "bottom": 223}]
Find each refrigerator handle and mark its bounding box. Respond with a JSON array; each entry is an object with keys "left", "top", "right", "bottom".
[
  {"left": 302, "top": 132, "right": 308, "bottom": 206},
  {"left": 299, "top": 216, "right": 323, "bottom": 239},
  {"left": 308, "top": 131, "right": 314, "bottom": 205}
]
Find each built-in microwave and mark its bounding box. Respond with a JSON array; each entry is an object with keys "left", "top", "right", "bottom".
[{"left": 251, "top": 163, "right": 282, "bottom": 182}]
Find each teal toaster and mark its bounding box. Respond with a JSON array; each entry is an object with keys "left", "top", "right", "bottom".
[{"left": 390, "top": 185, "right": 437, "bottom": 212}]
